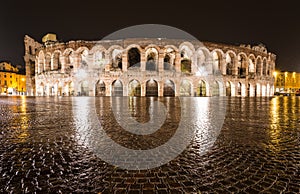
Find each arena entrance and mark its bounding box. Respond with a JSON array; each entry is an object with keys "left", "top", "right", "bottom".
[
  {"left": 198, "top": 80, "right": 207, "bottom": 97},
  {"left": 80, "top": 81, "right": 89, "bottom": 96},
  {"left": 146, "top": 79, "right": 158, "bottom": 97},
  {"left": 128, "top": 80, "right": 141, "bottom": 96},
  {"left": 112, "top": 80, "right": 123, "bottom": 96},
  {"left": 180, "top": 80, "right": 192, "bottom": 96},
  {"left": 226, "top": 82, "right": 231, "bottom": 96},
  {"left": 163, "top": 80, "right": 175, "bottom": 97},
  {"left": 212, "top": 81, "right": 220, "bottom": 96},
  {"left": 95, "top": 80, "right": 106, "bottom": 96}
]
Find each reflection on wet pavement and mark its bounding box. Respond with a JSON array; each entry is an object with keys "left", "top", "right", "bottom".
[{"left": 0, "top": 96, "right": 299, "bottom": 193}]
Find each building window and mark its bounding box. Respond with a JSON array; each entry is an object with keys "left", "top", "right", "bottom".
[
  {"left": 4, "top": 75, "right": 6, "bottom": 78},
  {"left": 4, "top": 80, "right": 7, "bottom": 85}
]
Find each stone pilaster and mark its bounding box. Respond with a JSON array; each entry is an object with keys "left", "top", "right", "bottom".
[
  {"left": 233, "top": 58, "right": 239, "bottom": 77},
  {"left": 191, "top": 54, "right": 197, "bottom": 74},
  {"left": 175, "top": 52, "right": 181, "bottom": 72},
  {"left": 106, "top": 83, "right": 111, "bottom": 96},
  {"left": 158, "top": 81, "right": 163, "bottom": 97},
  {"left": 158, "top": 50, "right": 164, "bottom": 72},
  {"left": 123, "top": 81, "right": 128, "bottom": 96},
  {"left": 72, "top": 53, "right": 80, "bottom": 73},
  {"left": 122, "top": 53, "right": 128, "bottom": 72},
  {"left": 245, "top": 60, "right": 249, "bottom": 79},
  {"left": 140, "top": 81, "right": 145, "bottom": 96},
  {"left": 60, "top": 55, "right": 66, "bottom": 73},
  {"left": 140, "top": 50, "right": 146, "bottom": 71},
  {"left": 220, "top": 57, "right": 226, "bottom": 75},
  {"left": 105, "top": 52, "right": 110, "bottom": 72}
]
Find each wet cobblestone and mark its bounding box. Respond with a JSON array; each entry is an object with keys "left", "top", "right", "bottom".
[{"left": 0, "top": 96, "right": 299, "bottom": 193}]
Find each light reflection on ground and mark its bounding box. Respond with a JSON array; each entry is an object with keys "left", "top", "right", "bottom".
[{"left": 0, "top": 96, "right": 299, "bottom": 193}]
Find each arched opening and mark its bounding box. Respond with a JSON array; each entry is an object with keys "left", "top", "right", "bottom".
[
  {"left": 225, "top": 52, "right": 234, "bottom": 75},
  {"left": 164, "top": 48, "right": 176, "bottom": 71},
  {"left": 212, "top": 51, "right": 222, "bottom": 75},
  {"left": 38, "top": 52, "right": 44, "bottom": 74},
  {"left": 146, "top": 48, "right": 158, "bottom": 71},
  {"left": 238, "top": 54, "right": 247, "bottom": 78},
  {"left": 128, "top": 79, "right": 141, "bottom": 96},
  {"left": 247, "top": 84, "right": 251, "bottom": 97},
  {"left": 69, "top": 82, "right": 74, "bottom": 96},
  {"left": 198, "top": 80, "right": 207, "bottom": 97},
  {"left": 163, "top": 79, "right": 175, "bottom": 97},
  {"left": 38, "top": 82, "right": 44, "bottom": 96},
  {"left": 58, "top": 83, "right": 63, "bottom": 96},
  {"left": 180, "top": 80, "right": 192, "bottom": 96},
  {"left": 256, "top": 58, "right": 262, "bottom": 76},
  {"left": 263, "top": 59, "right": 267, "bottom": 76},
  {"left": 196, "top": 49, "right": 210, "bottom": 76},
  {"left": 80, "top": 81, "right": 89, "bottom": 96},
  {"left": 95, "top": 80, "right": 106, "bottom": 96},
  {"left": 45, "top": 54, "right": 51, "bottom": 71},
  {"left": 52, "top": 52, "right": 61, "bottom": 70},
  {"left": 226, "top": 82, "right": 231, "bottom": 96},
  {"left": 63, "top": 49, "right": 73, "bottom": 71},
  {"left": 181, "top": 58, "right": 192, "bottom": 73},
  {"left": 128, "top": 48, "right": 140, "bottom": 68},
  {"left": 146, "top": 79, "right": 158, "bottom": 97},
  {"left": 94, "top": 50, "right": 105, "bottom": 70},
  {"left": 180, "top": 47, "right": 192, "bottom": 73},
  {"left": 112, "top": 49, "right": 122, "bottom": 70},
  {"left": 212, "top": 81, "right": 220, "bottom": 96},
  {"left": 112, "top": 80, "right": 123, "bottom": 96},
  {"left": 79, "top": 49, "right": 89, "bottom": 69},
  {"left": 28, "top": 46, "right": 32, "bottom": 55},
  {"left": 237, "top": 82, "right": 242, "bottom": 96},
  {"left": 164, "top": 54, "right": 171, "bottom": 70},
  {"left": 248, "top": 57, "right": 255, "bottom": 79}
]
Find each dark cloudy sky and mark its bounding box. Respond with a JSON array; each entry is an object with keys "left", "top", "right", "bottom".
[{"left": 1, "top": 0, "right": 299, "bottom": 72}]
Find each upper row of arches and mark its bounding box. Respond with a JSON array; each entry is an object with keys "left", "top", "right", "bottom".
[{"left": 36, "top": 42, "right": 275, "bottom": 77}]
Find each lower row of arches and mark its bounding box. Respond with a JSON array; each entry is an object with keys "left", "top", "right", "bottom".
[
  {"left": 78, "top": 79, "right": 223, "bottom": 97},
  {"left": 36, "top": 79, "right": 274, "bottom": 97}
]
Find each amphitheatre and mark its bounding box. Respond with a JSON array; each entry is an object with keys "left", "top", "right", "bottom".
[{"left": 24, "top": 34, "right": 276, "bottom": 97}]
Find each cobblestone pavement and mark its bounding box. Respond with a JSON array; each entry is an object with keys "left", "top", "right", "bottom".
[{"left": 0, "top": 96, "right": 299, "bottom": 193}]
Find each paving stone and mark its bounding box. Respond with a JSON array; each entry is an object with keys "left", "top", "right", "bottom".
[{"left": 0, "top": 97, "right": 298, "bottom": 193}]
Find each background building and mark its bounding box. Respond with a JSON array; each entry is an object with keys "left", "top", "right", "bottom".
[
  {"left": 0, "top": 61, "right": 26, "bottom": 95},
  {"left": 24, "top": 34, "right": 276, "bottom": 97},
  {"left": 274, "top": 70, "right": 300, "bottom": 95}
]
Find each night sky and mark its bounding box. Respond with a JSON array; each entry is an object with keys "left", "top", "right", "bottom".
[{"left": 1, "top": 0, "right": 299, "bottom": 72}]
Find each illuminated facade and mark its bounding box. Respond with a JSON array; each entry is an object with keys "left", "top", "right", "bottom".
[
  {"left": 274, "top": 71, "right": 300, "bottom": 95},
  {"left": 24, "top": 34, "right": 276, "bottom": 97},
  {"left": 0, "top": 61, "right": 26, "bottom": 95}
]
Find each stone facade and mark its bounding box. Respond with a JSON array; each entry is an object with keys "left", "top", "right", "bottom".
[
  {"left": 24, "top": 35, "right": 276, "bottom": 97},
  {"left": 274, "top": 71, "right": 300, "bottom": 95},
  {"left": 0, "top": 61, "right": 26, "bottom": 95}
]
